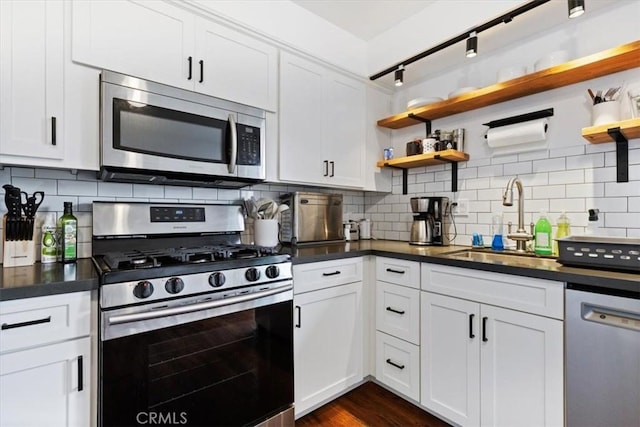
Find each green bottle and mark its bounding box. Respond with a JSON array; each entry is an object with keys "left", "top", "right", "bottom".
[
  {"left": 58, "top": 202, "right": 78, "bottom": 263},
  {"left": 534, "top": 210, "right": 552, "bottom": 256}
]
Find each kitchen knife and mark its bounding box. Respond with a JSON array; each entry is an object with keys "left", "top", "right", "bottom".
[{"left": 3, "top": 184, "right": 22, "bottom": 241}]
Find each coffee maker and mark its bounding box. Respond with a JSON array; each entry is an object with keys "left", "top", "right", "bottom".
[{"left": 409, "top": 197, "right": 450, "bottom": 246}]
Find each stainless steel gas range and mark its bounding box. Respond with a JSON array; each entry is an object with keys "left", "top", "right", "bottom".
[{"left": 92, "top": 202, "right": 294, "bottom": 427}]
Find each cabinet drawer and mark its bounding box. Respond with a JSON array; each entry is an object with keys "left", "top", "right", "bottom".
[
  {"left": 375, "top": 331, "right": 420, "bottom": 401},
  {"left": 0, "top": 291, "right": 91, "bottom": 353},
  {"left": 422, "top": 264, "right": 564, "bottom": 319},
  {"left": 294, "top": 258, "right": 363, "bottom": 294},
  {"left": 376, "top": 257, "right": 420, "bottom": 289},
  {"left": 376, "top": 282, "right": 420, "bottom": 345}
]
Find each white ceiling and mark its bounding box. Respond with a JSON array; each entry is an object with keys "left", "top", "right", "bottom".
[{"left": 291, "top": 0, "right": 434, "bottom": 41}]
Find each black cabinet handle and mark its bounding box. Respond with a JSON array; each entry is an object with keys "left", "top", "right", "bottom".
[
  {"left": 51, "top": 117, "right": 56, "bottom": 146},
  {"left": 386, "top": 359, "right": 405, "bottom": 370},
  {"left": 295, "top": 305, "right": 301, "bottom": 328},
  {"left": 1, "top": 316, "right": 51, "bottom": 330},
  {"left": 187, "top": 56, "right": 193, "bottom": 80},
  {"left": 323, "top": 160, "right": 329, "bottom": 176},
  {"left": 322, "top": 271, "right": 341, "bottom": 277},
  {"left": 386, "top": 268, "right": 405, "bottom": 274},
  {"left": 330, "top": 161, "right": 335, "bottom": 177},
  {"left": 77, "top": 355, "right": 84, "bottom": 391},
  {"left": 386, "top": 307, "right": 405, "bottom": 315},
  {"left": 199, "top": 60, "right": 204, "bottom": 83},
  {"left": 469, "top": 314, "right": 475, "bottom": 339},
  {"left": 482, "top": 316, "right": 488, "bottom": 342}
]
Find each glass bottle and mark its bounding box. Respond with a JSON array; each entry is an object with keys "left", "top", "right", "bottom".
[{"left": 58, "top": 202, "right": 78, "bottom": 263}]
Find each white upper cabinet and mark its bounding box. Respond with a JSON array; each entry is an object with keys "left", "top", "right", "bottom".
[
  {"left": 71, "top": 0, "right": 277, "bottom": 111},
  {"left": 279, "top": 51, "right": 365, "bottom": 188},
  {"left": 0, "top": 0, "right": 64, "bottom": 161},
  {"left": 72, "top": 0, "right": 194, "bottom": 91},
  {"left": 195, "top": 19, "right": 277, "bottom": 111}
]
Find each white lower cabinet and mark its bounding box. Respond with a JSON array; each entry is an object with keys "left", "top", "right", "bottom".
[
  {"left": 375, "top": 331, "right": 420, "bottom": 401},
  {"left": 421, "top": 264, "right": 564, "bottom": 427},
  {"left": 0, "top": 291, "right": 92, "bottom": 427},
  {"left": 293, "top": 259, "right": 363, "bottom": 417},
  {"left": 0, "top": 337, "right": 90, "bottom": 427}
]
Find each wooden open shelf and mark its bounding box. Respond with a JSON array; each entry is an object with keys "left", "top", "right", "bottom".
[
  {"left": 376, "top": 149, "right": 469, "bottom": 169},
  {"left": 581, "top": 118, "right": 640, "bottom": 144},
  {"left": 378, "top": 40, "right": 640, "bottom": 130}
]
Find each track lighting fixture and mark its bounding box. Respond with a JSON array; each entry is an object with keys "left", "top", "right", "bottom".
[
  {"left": 466, "top": 32, "right": 478, "bottom": 58},
  {"left": 568, "top": 0, "right": 585, "bottom": 18},
  {"left": 395, "top": 65, "right": 404, "bottom": 87}
]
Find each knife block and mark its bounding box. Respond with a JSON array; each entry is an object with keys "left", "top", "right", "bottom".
[{"left": 2, "top": 214, "right": 35, "bottom": 267}]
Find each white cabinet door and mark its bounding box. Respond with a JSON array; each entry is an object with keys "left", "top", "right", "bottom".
[
  {"left": 279, "top": 52, "right": 365, "bottom": 188},
  {"left": 196, "top": 19, "right": 277, "bottom": 111},
  {"left": 0, "top": 0, "right": 64, "bottom": 160},
  {"left": 294, "top": 282, "right": 363, "bottom": 417},
  {"left": 324, "top": 71, "right": 365, "bottom": 187},
  {"left": 0, "top": 337, "right": 91, "bottom": 427},
  {"left": 421, "top": 292, "right": 480, "bottom": 427},
  {"left": 480, "top": 305, "right": 564, "bottom": 427},
  {"left": 72, "top": 0, "right": 194, "bottom": 90},
  {"left": 279, "top": 52, "right": 325, "bottom": 185}
]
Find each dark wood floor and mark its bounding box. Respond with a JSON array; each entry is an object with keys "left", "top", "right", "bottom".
[{"left": 296, "top": 382, "right": 451, "bottom": 427}]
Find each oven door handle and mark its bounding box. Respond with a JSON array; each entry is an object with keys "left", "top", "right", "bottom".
[{"left": 107, "top": 283, "right": 292, "bottom": 326}]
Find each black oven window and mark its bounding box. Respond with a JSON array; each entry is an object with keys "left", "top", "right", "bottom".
[
  {"left": 100, "top": 301, "right": 293, "bottom": 427},
  {"left": 113, "top": 98, "right": 228, "bottom": 163}
]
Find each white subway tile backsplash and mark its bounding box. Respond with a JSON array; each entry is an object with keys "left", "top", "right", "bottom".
[
  {"left": 550, "top": 146, "right": 584, "bottom": 158},
  {"left": 584, "top": 166, "right": 616, "bottom": 183},
  {"left": 550, "top": 198, "right": 585, "bottom": 213},
  {"left": 35, "top": 169, "right": 78, "bottom": 180},
  {"left": 518, "top": 151, "right": 548, "bottom": 161},
  {"left": 585, "top": 197, "right": 627, "bottom": 212},
  {"left": 58, "top": 180, "right": 98, "bottom": 196},
  {"left": 566, "top": 153, "right": 605, "bottom": 170},
  {"left": 629, "top": 197, "right": 640, "bottom": 212},
  {"left": 10, "top": 167, "right": 35, "bottom": 178},
  {"left": 12, "top": 177, "right": 57, "bottom": 194},
  {"left": 532, "top": 185, "right": 565, "bottom": 199},
  {"left": 604, "top": 213, "right": 640, "bottom": 228},
  {"left": 192, "top": 188, "right": 219, "bottom": 200},
  {"left": 533, "top": 157, "right": 565, "bottom": 173},
  {"left": 491, "top": 154, "right": 519, "bottom": 164},
  {"left": 548, "top": 170, "right": 584, "bottom": 185},
  {"left": 98, "top": 182, "right": 132, "bottom": 197},
  {"left": 605, "top": 182, "right": 640, "bottom": 197},
  {"left": 564, "top": 183, "right": 604, "bottom": 198},
  {"left": 477, "top": 165, "right": 503, "bottom": 178},
  {"left": 133, "top": 184, "right": 165, "bottom": 199},
  {"left": 416, "top": 172, "right": 435, "bottom": 183},
  {"left": 503, "top": 161, "right": 532, "bottom": 176}
]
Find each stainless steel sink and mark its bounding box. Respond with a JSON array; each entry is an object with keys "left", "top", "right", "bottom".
[{"left": 442, "top": 248, "right": 560, "bottom": 269}]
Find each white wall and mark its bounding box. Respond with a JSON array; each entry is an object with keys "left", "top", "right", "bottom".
[{"left": 365, "top": 1, "right": 640, "bottom": 244}]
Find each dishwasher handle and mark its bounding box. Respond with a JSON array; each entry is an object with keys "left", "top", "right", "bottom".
[{"left": 582, "top": 303, "right": 640, "bottom": 332}]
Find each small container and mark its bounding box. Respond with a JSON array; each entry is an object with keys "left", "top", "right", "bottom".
[
  {"left": 491, "top": 214, "right": 504, "bottom": 251},
  {"left": 406, "top": 139, "right": 423, "bottom": 156},
  {"left": 383, "top": 147, "right": 394, "bottom": 160},
  {"left": 592, "top": 101, "right": 620, "bottom": 126},
  {"left": 453, "top": 128, "right": 465, "bottom": 152},
  {"left": 421, "top": 138, "right": 437, "bottom": 153}
]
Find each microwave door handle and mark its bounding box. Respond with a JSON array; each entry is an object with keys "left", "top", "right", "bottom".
[{"left": 228, "top": 114, "right": 237, "bottom": 174}]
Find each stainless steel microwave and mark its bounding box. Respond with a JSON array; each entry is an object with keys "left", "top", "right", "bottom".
[{"left": 99, "top": 71, "right": 266, "bottom": 188}]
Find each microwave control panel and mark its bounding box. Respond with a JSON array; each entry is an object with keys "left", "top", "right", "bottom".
[{"left": 237, "top": 124, "right": 261, "bottom": 166}]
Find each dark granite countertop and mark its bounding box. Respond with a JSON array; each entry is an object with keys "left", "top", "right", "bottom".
[
  {"left": 2, "top": 240, "right": 638, "bottom": 302},
  {"left": 283, "top": 240, "right": 640, "bottom": 295},
  {"left": 0, "top": 258, "right": 99, "bottom": 301}
]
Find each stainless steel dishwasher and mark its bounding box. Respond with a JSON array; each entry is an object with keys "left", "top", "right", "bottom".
[{"left": 566, "top": 284, "right": 640, "bottom": 427}]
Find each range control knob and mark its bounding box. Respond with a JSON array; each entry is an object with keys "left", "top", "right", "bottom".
[
  {"left": 165, "top": 277, "right": 184, "bottom": 294},
  {"left": 265, "top": 265, "right": 280, "bottom": 279},
  {"left": 245, "top": 267, "right": 261, "bottom": 282},
  {"left": 133, "top": 281, "right": 154, "bottom": 299},
  {"left": 208, "top": 272, "right": 226, "bottom": 288}
]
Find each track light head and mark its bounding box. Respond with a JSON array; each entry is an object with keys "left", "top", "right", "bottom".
[
  {"left": 394, "top": 65, "right": 404, "bottom": 87},
  {"left": 568, "top": 0, "right": 585, "bottom": 18},
  {"left": 466, "top": 32, "right": 478, "bottom": 58}
]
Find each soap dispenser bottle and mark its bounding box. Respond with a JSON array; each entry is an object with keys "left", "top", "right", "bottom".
[
  {"left": 534, "top": 210, "right": 552, "bottom": 255},
  {"left": 585, "top": 208, "right": 601, "bottom": 235},
  {"left": 553, "top": 210, "right": 571, "bottom": 255}
]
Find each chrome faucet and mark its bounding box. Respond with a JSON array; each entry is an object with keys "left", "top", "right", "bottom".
[{"left": 502, "top": 177, "right": 534, "bottom": 252}]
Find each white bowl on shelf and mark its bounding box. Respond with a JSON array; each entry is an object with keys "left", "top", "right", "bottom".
[
  {"left": 448, "top": 86, "right": 479, "bottom": 99},
  {"left": 534, "top": 50, "right": 569, "bottom": 71},
  {"left": 407, "top": 97, "right": 443, "bottom": 110},
  {"left": 497, "top": 66, "right": 526, "bottom": 83}
]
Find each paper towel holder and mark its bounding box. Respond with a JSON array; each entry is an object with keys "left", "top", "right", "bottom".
[{"left": 483, "top": 108, "right": 554, "bottom": 128}]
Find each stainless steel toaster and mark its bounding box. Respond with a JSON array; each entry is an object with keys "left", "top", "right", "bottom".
[{"left": 279, "top": 192, "right": 343, "bottom": 244}]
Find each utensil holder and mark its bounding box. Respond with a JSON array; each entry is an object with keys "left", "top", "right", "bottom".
[
  {"left": 254, "top": 219, "right": 279, "bottom": 247},
  {"left": 592, "top": 101, "right": 620, "bottom": 126},
  {"left": 2, "top": 214, "right": 35, "bottom": 267}
]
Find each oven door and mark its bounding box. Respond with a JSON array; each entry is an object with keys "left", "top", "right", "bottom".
[{"left": 99, "top": 284, "right": 293, "bottom": 427}]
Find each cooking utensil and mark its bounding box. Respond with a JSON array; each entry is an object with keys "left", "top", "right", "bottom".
[{"left": 593, "top": 90, "right": 603, "bottom": 105}]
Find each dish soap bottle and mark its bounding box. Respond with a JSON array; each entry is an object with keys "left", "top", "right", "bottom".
[
  {"left": 553, "top": 211, "right": 571, "bottom": 255},
  {"left": 534, "top": 210, "right": 552, "bottom": 256},
  {"left": 58, "top": 202, "right": 77, "bottom": 263}
]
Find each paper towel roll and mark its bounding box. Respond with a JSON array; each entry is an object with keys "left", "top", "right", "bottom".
[{"left": 486, "top": 118, "right": 548, "bottom": 148}]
